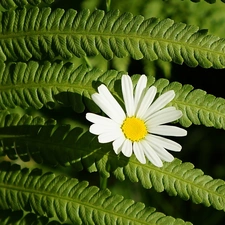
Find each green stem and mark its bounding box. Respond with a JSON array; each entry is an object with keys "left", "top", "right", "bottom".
[
  {"left": 106, "top": 0, "right": 111, "bottom": 12},
  {"left": 99, "top": 163, "right": 110, "bottom": 189},
  {"left": 100, "top": 175, "right": 108, "bottom": 189}
]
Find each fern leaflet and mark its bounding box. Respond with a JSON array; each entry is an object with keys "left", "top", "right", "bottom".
[
  {"left": 1, "top": 8, "right": 225, "bottom": 68},
  {"left": 0, "top": 0, "right": 55, "bottom": 10},
  {"left": 0, "top": 162, "right": 191, "bottom": 225},
  {"left": 0, "top": 61, "right": 225, "bottom": 129},
  {"left": 1, "top": 125, "right": 225, "bottom": 212},
  {"left": 0, "top": 61, "right": 124, "bottom": 112},
  {"left": 0, "top": 209, "right": 62, "bottom": 225},
  {"left": 0, "top": 111, "right": 56, "bottom": 128},
  {"left": 1, "top": 61, "right": 225, "bottom": 130}
]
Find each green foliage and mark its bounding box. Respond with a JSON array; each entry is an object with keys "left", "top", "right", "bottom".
[
  {"left": 152, "top": 78, "right": 225, "bottom": 129},
  {"left": 0, "top": 60, "right": 126, "bottom": 112},
  {"left": 2, "top": 124, "right": 225, "bottom": 214},
  {"left": 1, "top": 0, "right": 225, "bottom": 224},
  {"left": 113, "top": 158, "right": 225, "bottom": 211},
  {"left": 0, "top": 0, "right": 55, "bottom": 10},
  {"left": 1, "top": 7, "right": 225, "bottom": 68},
  {"left": 0, "top": 162, "right": 191, "bottom": 225},
  {"left": 0, "top": 111, "right": 56, "bottom": 127},
  {"left": 1, "top": 60, "right": 225, "bottom": 130}
]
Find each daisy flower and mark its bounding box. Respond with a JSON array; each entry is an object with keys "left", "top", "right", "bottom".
[{"left": 86, "top": 75, "right": 187, "bottom": 167}]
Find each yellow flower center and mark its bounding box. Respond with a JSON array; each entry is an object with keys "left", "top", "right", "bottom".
[{"left": 121, "top": 117, "right": 147, "bottom": 142}]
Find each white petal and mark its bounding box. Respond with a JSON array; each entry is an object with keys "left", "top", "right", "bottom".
[
  {"left": 86, "top": 113, "right": 118, "bottom": 126},
  {"left": 133, "top": 142, "right": 146, "bottom": 164},
  {"left": 122, "top": 75, "right": 134, "bottom": 116},
  {"left": 134, "top": 75, "right": 147, "bottom": 108},
  {"left": 145, "top": 90, "right": 175, "bottom": 119},
  {"left": 97, "top": 84, "right": 125, "bottom": 118},
  {"left": 146, "top": 107, "right": 182, "bottom": 127},
  {"left": 136, "top": 86, "right": 157, "bottom": 118},
  {"left": 141, "top": 140, "right": 163, "bottom": 167},
  {"left": 121, "top": 139, "right": 133, "bottom": 157},
  {"left": 148, "top": 141, "right": 174, "bottom": 162},
  {"left": 90, "top": 123, "right": 120, "bottom": 135},
  {"left": 146, "top": 134, "right": 182, "bottom": 152},
  {"left": 98, "top": 130, "right": 122, "bottom": 143},
  {"left": 92, "top": 93, "right": 125, "bottom": 124},
  {"left": 149, "top": 125, "right": 187, "bottom": 137},
  {"left": 113, "top": 136, "right": 126, "bottom": 154}
]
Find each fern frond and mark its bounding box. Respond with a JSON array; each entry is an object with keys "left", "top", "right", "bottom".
[
  {"left": 0, "top": 162, "right": 191, "bottom": 225},
  {"left": 2, "top": 124, "right": 225, "bottom": 213},
  {"left": 1, "top": 8, "right": 225, "bottom": 68},
  {"left": 0, "top": 61, "right": 124, "bottom": 112},
  {"left": 0, "top": 111, "right": 56, "bottom": 128},
  {"left": 0, "top": 112, "right": 56, "bottom": 158},
  {"left": 0, "top": 0, "right": 55, "bottom": 10},
  {"left": 150, "top": 77, "right": 225, "bottom": 129},
  {"left": 113, "top": 158, "right": 225, "bottom": 212},
  {"left": 126, "top": 75, "right": 225, "bottom": 129},
  {"left": 0, "top": 209, "right": 62, "bottom": 225},
  {"left": 2, "top": 60, "right": 225, "bottom": 129},
  {"left": 0, "top": 124, "right": 104, "bottom": 170}
]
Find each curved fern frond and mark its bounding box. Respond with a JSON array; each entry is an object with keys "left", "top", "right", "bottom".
[
  {"left": 113, "top": 157, "right": 225, "bottom": 212},
  {"left": 0, "top": 125, "right": 106, "bottom": 172},
  {"left": 0, "top": 0, "right": 55, "bottom": 10},
  {"left": 130, "top": 74, "right": 225, "bottom": 129},
  {"left": 1, "top": 125, "right": 225, "bottom": 213},
  {"left": 1, "top": 8, "right": 225, "bottom": 68},
  {"left": 150, "top": 76, "right": 225, "bottom": 129},
  {"left": 0, "top": 209, "right": 64, "bottom": 225},
  {"left": 0, "top": 111, "right": 56, "bottom": 128},
  {"left": 0, "top": 112, "right": 56, "bottom": 158},
  {"left": 0, "top": 61, "right": 124, "bottom": 112},
  {"left": 2, "top": 60, "right": 225, "bottom": 129},
  {"left": 0, "top": 162, "right": 191, "bottom": 225}
]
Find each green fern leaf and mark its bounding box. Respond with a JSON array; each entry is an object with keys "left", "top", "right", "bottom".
[
  {"left": 1, "top": 60, "right": 225, "bottom": 129},
  {"left": 0, "top": 61, "right": 125, "bottom": 112},
  {"left": 0, "top": 162, "right": 191, "bottom": 225},
  {"left": 123, "top": 74, "right": 225, "bottom": 129},
  {"left": 2, "top": 124, "right": 225, "bottom": 213},
  {"left": 113, "top": 157, "right": 225, "bottom": 212},
  {"left": 149, "top": 77, "right": 225, "bottom": 129},
  {"left": 0, "top": 111, "right": 56, "bottom": 128},
  {"left": 1, "top": 8, "right": 225, "bottom": 68},
  {"left": 0, "top": 209, "right": 62, "bottom": 225},
  {"left": 0, "top": 0, "right": 55, "bottom": 10},
  {"left": 0, "top": 112, "right": 56, "bottom": 158},
  {"left": 0, "top": 124, "right": 102, "bottom": 169}
]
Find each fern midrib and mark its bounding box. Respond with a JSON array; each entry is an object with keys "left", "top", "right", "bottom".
[
  {"left": 153, "top": 164, "right": 225, "bottom": 206},
  {"left": 172, "top": 99, "right": 225, "bottom": 126},
  {"left": 126, "top": 158, "right": 225, "bottom": 207},
  {"left": 4, "top": 134, "right": 224, "bottom": 210},
  {"left": 0, "top": 82, "right": 94, "bottom": 93},
  {"left": 1, "top": 82, "right": 224, "bottom": 128},
  {"left": 0, "top": 181, "right": 153, "bottom": 225},
  {"left": 22, "top": 135, "right": 99, "bottom": 160},
  {"left": 0, "top": 29, "right": 223, "bottom": 58}
]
